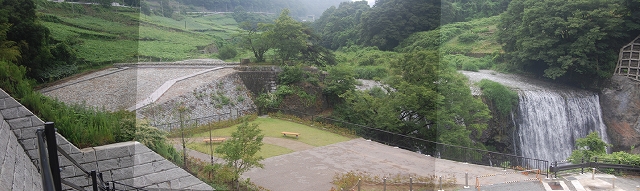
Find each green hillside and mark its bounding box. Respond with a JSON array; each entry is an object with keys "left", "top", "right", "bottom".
[{"left": 37, "top": 2, "right": 241, "bottom": 65}]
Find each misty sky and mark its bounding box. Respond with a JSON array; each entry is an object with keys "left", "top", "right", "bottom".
[{"left": 352, "top": 0, "right": 375, "bottom": 6}]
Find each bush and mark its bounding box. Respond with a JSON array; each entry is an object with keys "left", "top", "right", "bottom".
[
  {"left": 478, "top": 79, "right": 518, "bottom": 116},
  {"left": 458, "top": 32, "right": 480, "bottom": 43},
  {"left": 218, "top": 45, "right": 238, "bottom": 60},
  {"left": 461, "top": 62, "right": 479, "bottom": 71},
  {"left": 277, "top": 65, "right": 304, "bottom": 85},
  {"left": 354, "top": 66, "right": 388, "bottom": 80}
]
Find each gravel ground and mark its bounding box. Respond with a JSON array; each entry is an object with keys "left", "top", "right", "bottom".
[{"left": 43, "top": 68, "right": 138, "bottom": 111}]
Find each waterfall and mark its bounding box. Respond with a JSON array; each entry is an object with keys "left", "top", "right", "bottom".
[{"left": 516, "top": 90, "right": 610, "bottom": 162}]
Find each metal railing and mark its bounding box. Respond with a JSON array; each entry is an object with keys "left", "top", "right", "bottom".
[
  {"left": 37, "top": 122, "right": 147, "bottom": 191},
  {"left": 550, "top": 157, "right": 640, "bottom": 178},
  {"left": 264, "top": 107, "right": 550, "bottom": 175}
]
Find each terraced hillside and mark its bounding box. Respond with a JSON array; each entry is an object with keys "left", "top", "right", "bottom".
[{"left": 38, "top": 2, "right": 242, "bottom": 65}]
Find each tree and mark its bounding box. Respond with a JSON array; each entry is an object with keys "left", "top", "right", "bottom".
[
  {"left": 312, "top": 1, "right": 371, "bottom": 49},
  {"left": 497, "top": 0, "right": 640, "bottom": 86},
  {"left": 358, "top": 0, "right": 441, "bottom": 50},
  {"left": 238, "top": 24, "right": 272, "bottom": 62},
  {"left": 1, "top": 0, "right": 77, "bottom": 81},
  {"left": 568, "top": 131, "right": 610, "bottom": 162},
  {"left": 215, "top": 121, "right": 264, "bottom": 182},
  {"left": 265, "top": 9, "right": 309, "bottom": 63},
  {"left": 336, "top": 51, "right": 490, "bottom": 148}
]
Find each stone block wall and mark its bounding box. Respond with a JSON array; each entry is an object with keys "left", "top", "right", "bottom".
[
  {"left": 140, "top": 72, "right": 257, "bottom": 131},
  {"left": 0, "top": 90, "right": 42, "bottom": 191},
  {"left": 0, "top": 88, "right": 213, "bottom": 190}
]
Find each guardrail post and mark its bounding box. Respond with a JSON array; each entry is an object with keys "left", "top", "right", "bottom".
[
  {"left": 91, "top": 170, "right": 98, "bottom": 191},
  {"left": 45, "top": 122, "right": 62, "bottom": 191},
  {"left": 581, "top": 157, "right": 584, "bottom": 174},
  {"left": 357, "top": 178, "right": 361, "bottom": 191},
  {"left": 554, "top": 161, "right": 558, "bottom": 179},
  {"left": 592, "top": 168, "right": 595, "bottom": 180},
  {"left": 383, "top": 177, "right": 386, "bottom": 191},
  {"left": 464, "top": 172, "right": 470, "bottom": 188},
  {"left": 36, "top": 129, "right": 55, "bottom": 191},
  {"left": 613, "top": 176, "right": 615, "bottom": 188},
  {"left": 409, "top": 176, "right": 413, "bottom": 191},
  {"left": 438, "top": 176, "right": 443, "bottom": 191}
]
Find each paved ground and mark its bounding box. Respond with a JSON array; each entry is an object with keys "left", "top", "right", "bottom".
[{"left": 242, "top": 138, "right": 541, "bottom": 191}]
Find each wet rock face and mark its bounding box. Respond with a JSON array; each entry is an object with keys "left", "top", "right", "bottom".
[{"left": 600, "top": 75, "right": 640, "bottom": 153}]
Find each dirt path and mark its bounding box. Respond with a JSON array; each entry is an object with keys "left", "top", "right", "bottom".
[{"left": 170, "top": 136, "right": 316, "bottom": 164}]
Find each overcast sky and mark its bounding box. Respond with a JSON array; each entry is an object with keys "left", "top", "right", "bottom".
[{"left": 352, "top": 0, "right": 375, "bottom": 7}]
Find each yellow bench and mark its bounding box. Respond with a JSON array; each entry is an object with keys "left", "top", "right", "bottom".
[
  {"left": 203, "top": 138, "right": 226, "bottom": 143},
  {"left": 281, "top": 132, "right": 300, "bottom": 139}
]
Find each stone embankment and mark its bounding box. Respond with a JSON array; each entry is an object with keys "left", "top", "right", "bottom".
[
  {"left": 42, "top": 60, "right": 261, "bottom": 131},
  {"left": 0, "top": 88, "right": 213, "bottom": 190}
]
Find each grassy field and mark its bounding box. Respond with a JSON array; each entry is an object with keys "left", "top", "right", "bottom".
[
  {"left": 38, "top": 2, "right": 242, "bottom": 65},
  {"left": 192, "top": 117, "right": 352, "bottom": 147},
  {"left": 184, "top": 117, "right": 352, "bottom": 159}
]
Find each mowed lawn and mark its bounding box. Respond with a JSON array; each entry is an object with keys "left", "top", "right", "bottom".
[{"left": 187, "top": 117, "right": 352, "bottom": 159}]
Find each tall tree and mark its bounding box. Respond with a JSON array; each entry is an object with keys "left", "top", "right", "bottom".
[
  {"left": 265, "top": 9, "right": 309, "bottom": 63},
  {"left": 238, "top": 24, "right": 272, "bottom": 62},
  {"left": 497, "top": 0, "right": 640, "bottom": 86}
]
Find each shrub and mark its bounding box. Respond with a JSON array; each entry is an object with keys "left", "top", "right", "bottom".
[
  {"left": 218, "top": 45, "right": 238, "bottom": 60},
  {"left": 277, "top": 65, "right": 304, "bottom": 85},
  {"left": 354, "top": 66, "right": 388, "bottom": 80},
  {"left": 461, "top": 62, "right": 479, "bottom": 71},
  {"left": 458, "top": 32, "right": 480, "bottom": 43},
  {"left": 478, "top": 79, "right": 518, "bottom": 116}
]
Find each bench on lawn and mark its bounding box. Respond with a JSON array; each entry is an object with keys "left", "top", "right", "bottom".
[
  {"left": 203, "top": 138, "right": 226, "bottom": 143},
  {"left": 281, "top": 132, "right": 300, "bottom": 139}
]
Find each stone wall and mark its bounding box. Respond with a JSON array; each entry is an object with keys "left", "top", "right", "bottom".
[
  {"left": 600, "top": 75, "right": 640, "bottom": 154},
  {"left": 235, "top": 66, "right": 279, "bottom": 96},
  {"left": 139, "top": 72, "right": 257, "bottom": 131},
  {"left": 0, "top": 91, "right": 42, "bottom": 190},
  {"left": 0, "top": 88, "right": 213, "bottom": 190}
]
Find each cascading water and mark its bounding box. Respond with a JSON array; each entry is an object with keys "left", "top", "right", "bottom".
[
  {"left": 460, "top": 70, "right": 611, "bottom": 164},
  {"left": 516, "top": 90, "right": 610, "bottom": 163}
]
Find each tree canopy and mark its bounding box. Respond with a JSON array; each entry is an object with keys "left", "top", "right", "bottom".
[
  {"left": 0, "top": 0, "right": 77, "bottom": 81},
  {"left": 312, "top": 1, "right": 370, "bottom": 50},
  {"left": 497, "top": 0, "right": 640, "bottom": 86},
  {"left": 335, "top": 51, "right": 490, "bottom": 147},
  {"left": 358, "top": 0, "right": 441, "bottom": 50}
]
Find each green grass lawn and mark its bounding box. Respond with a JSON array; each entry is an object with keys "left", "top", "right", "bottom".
[{"left": 192, "top": 117, "right": 352, "bottom": 147}]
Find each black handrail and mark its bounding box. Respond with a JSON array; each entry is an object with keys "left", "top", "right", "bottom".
[
  {"left": 37, "top": 122, "right": 148, "bottom": 191},
  {"left": 550, "top": 157, "right": 640, "bottom": 178}
]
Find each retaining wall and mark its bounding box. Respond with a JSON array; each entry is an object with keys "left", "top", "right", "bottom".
[{"left": 138, "top": 72, "right": 257, "bottom": 131}]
